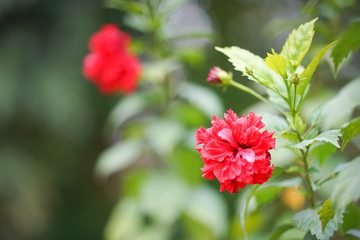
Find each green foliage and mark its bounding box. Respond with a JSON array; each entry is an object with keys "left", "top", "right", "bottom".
[
  {"left": 184, "top": 187, "right": 228, "bottom": 238},
  {"left": 309, "top": 142, "right": 337, "bottom": 166},
  {"left": 280, "top": 18, "right": 317, "bottom": 69},
  {"left": 95, "top": 139, "right": 143, "bottom": 177},
  {"left": 293, "top": 208, "right": 343, "bottom": 240},
  {"left": 331, "top": 156, "right": 360, "bottom": 211},
  {"left": 341, "top": 117, "right": 360, "bottom": 151},
  {"left": 265, "top": 53, "right": 288, "bottom": 78},
  {"left": 216, "top": 46, "right": 286, "bottom": 93},
  {"left": 297, "top": 42, "right": 336, "bottom": 97},
  {"left": 346, "top": 229, "right": 360, "bottom": 239},
  {"left": 342, "top": 204, "right": 360, "bottom": 233},
  {"left": 316, "top": 78, "right": 360, "bottom": 130},
  {"left": 331, "top": 21, "right": 360, "bottom": 75},
  {"left": 268, "top": 224, "right": 295, "bottom": 240},
  {"left": 317, "top": 199, "right": 335, "bottom": 233},
  {"left": 177, "top": 82, "right": 224, "bottom": 119},
  {"left": 292, "top": 129, "right": 341, "bottom": 150}
]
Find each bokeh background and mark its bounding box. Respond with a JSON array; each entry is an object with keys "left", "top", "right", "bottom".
[{"left": 1, "top": 0, "right": 360, "bottom": 239}]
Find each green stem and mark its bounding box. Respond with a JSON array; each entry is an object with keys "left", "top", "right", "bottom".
[
  {"left": 301, "top": 147, "right": 315, "bottom": 208},
  {"left": 230, "top": 80, "right": 287, "bottom": 116}
]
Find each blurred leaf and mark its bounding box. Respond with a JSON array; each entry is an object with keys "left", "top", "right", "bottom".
[
  {"left": 346, "top": 229, "right": 360, "bottom": 239},
  {"left": 122, "top": 169, "right": 150, "bottom": 197},
  {"left": 145, "top": 119, "right": 184, "bottom": 156},
  {"left": 297, "top": 41, "right": 336, "bottom": 97},
  {"left": 310, "top": 105, "right": 324, "bottom": 126},
  {"left": 254, "top": 186, "right": 282, "bottom": 207},
  {"left": 331, "top": 21, "right": 360, "bottom": 75},
  {"left": 177, "top": 82, "right": 223, "bottom": 119},
  {"left": 317, "top": 199, "right": 335, "bottom": 233},
  {"left": 104, "top": 199, "right": 141, "bottom": 240},
  {"left": 341, "top": 117, "right": 360, "bottom": 151},
  {"left": 293, "top": 208, "right": 343, "bottom": 240},
  {"left": 320, "top": 78, "right": 360, "bottom": 130},
  {"left": 104, "top": 0, "right": 145, "bottom": 14},
  {"left": 268, "top": 224, "right": 295, "bottom": 240},
  {"left": 107, "top": 94, "right": 146, "bottom": 129},
  {"left": 173, "top": 147, "right": 203, "bottom": 184},
  {"left": 184, "top": 187, "right": 227, "bottom": 238},
  {"left": 139, "top": 174, "right": 188, "bottom": 224},
  {"left": 309, "top": 142, "right": 337, "bottom": 166},
  {"left": 267, "top": 89, "right": 289, "bottom": 110},
  {"left": 286, "top": 165, "right": 304, "bottom": 174},
  {"left": 265, "top": 53, "right": 287, "bottom": 78},
  {"left": 216, "top": 46, "right": 286, "bottom": 93},
  {"left": 272, "top": 166, "right": 285, "bottom": 178},
  {"left": 280, "top": 18, "right": 317, "bottom": 68},
  {"left": 342, "top": 204, "right": 360, "bottom": 232},
  {"left": 260, "top": 112, "right": 288, "bottom": 134},
  {"left": 292, "top": 129, "right": 341, "bottom": 150},
  {"left": 303, "top": 231, "right": 317, "bottom": 240},
  {"left": 331, "top": 156, "right": 360, "bottom": 211},
  {"left": 169, "top": 103, "right": 207, "bottom": 127},
  {"left": 95, "top": 139, "right": 143, "bottom": 177}
]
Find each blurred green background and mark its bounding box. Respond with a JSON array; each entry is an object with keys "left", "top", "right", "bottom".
[{"left": 1, "top": 0, "right": 359, "bottom": 239}]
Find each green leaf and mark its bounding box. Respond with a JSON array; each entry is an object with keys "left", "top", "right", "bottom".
[
  {"left": 281, "top": 18, "right": 317, "bottom": 68},
  {"left": 341, "top": 117, "right": 360, "bottom": 151},
  {"left": 331, "top": 21, "right": 360, "bottom": 75},
  {"left": 292, "top": 129, "right": 341, "bottom": 150},
  {"left": 319, "top": 78, "right": 360, "bottom": 129},
  {"left": 145, "top": 119, "right": 184, "bottom": 156},
  {"left": 342, "top": 204, "right": 360, "bottom": 232},
  {"left": 331, "top": 156, "right": 360, "bottom": 211},
  {"left": 184, "top": 187, "right": 227, "bottom": 237},
  {"left": 293, "top": 208, "right": 343, "bottom": 240},
  {"left": 177, "top": 82, "right": 223, "bottom": 119},
  {"left": 303, "top": 231, "right": 317, "bottom": 240},
  {"left": 297, "top": 42, "right": 336, "bottom": 97},
  {"left": 216, "top": 46, "right": 286, "bottom": 93},
  {"left": 271, "top": 166, "right": 285, "bottom": 178},
  {"left": 317, "top": 199, "right": 335, "bottom": 233},
  {"left": 265, "top": 53, "right": 288, "bottom": 78},
  {"left": 259, "top": 112, "right": 288, "bottom": 134},
  {"left": 268, "top": 224, "right": 295, "bottom": 240},
  {"left": 309, "top": 142, "right": 337, "bottom": 166},
  {"left": 104, "top": 199, "right": 142, "bottom": 240},
  {"left": 95, "top": 139, "right": 143, "bottom": 177},
  {"left": 346, "top": 229, "right": 360, "bottom": 239}
]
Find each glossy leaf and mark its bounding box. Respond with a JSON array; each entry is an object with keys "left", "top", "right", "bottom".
[
  {"left": 265, "top": 53, "right": 287, "bottom": 78},
  {"left": 331, "top": 21, "right": 360, "bottom": 75},
  {"left": 292, "top": 129, "right": 341, "bottom": 150},
  {"left": 297, "top": 42, "right": 336, "bottom": 97},
  {"left": 331, "top": 156, "right": 360, "bottom": 211},
  {"left": 281, "top": 18, "right": 317, "bottom": 68},
  {"left": 216, "top": 46, "right": 286, "bottom": 92},
  {"left": 341, "top": 117, "right": 360, "bottom": 151}
]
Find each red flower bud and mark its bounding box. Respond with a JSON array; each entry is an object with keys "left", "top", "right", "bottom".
[{"left": 206, "top": 67, "right": 232, "bottom": 85}]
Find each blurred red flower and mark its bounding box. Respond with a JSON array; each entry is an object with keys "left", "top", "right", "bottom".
[
  {"left": 195, "top": 110, "right": 275, "bottom": 193},
  {"left": 83, "top": 24, "right": 141, "bottom": 94}
]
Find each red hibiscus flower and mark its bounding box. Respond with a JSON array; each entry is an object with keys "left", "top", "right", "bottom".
[
  {"left": 83, "top": 24, "right": 141, "bottom": 94},
  {"left": 195, "top": 110, "right": 276, "bottom": 193}
]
